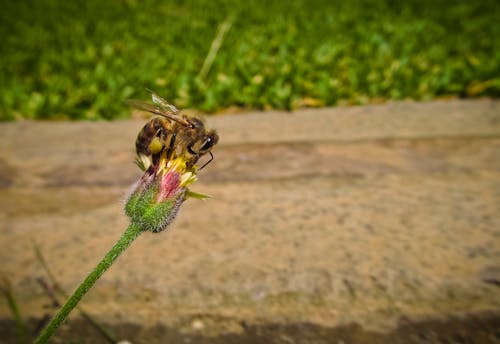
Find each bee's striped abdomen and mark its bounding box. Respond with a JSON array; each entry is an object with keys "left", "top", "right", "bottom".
[{"left": 135, "top": 117, "right": 169, "bottom": 156}]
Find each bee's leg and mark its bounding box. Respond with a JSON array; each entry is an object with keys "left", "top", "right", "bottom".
[
  {"left": 166, "top": 132, "right": 176, "bottom": 159},
  {"left": 145, "top": 164, "right": 156, "bottom": 176},
  {"left": 151, "top": 152, "right": 161, "bottom": 167},
  {"left": 198, "top": 152, "right": 214, "bottom": 170}
]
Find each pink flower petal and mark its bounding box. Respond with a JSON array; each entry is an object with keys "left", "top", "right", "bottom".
[{"left": 157, "top": 171, "right": 181, "bottom": 202}]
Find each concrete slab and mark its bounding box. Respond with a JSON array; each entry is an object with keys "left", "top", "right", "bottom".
[{"left": 0, "top": 99, "right": 499, "bottom": 342}]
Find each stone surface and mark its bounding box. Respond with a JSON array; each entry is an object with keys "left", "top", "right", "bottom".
[{"left": 0, "top": 99, "right": 499, "bottom": 342}]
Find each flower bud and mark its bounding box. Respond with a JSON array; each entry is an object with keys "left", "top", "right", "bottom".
[{"left": 125, "top": 155, "right": 205, "bottom": 232}]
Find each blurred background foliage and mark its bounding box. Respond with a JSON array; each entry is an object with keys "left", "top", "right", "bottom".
[{"left": 0, "top": 0, "right": 498, "bottom": 120}]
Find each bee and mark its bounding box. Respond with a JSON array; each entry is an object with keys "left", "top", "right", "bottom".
[{"left": 130, "top": 92, "right": 218, "bottom": 171}]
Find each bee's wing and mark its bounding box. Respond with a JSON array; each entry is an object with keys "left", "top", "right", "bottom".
[
  {"left": 150, "top": 91, "right": 179, "bottom": 114},
  {"left": 126, "top": 99, "right": 189, "bottom": 126}
]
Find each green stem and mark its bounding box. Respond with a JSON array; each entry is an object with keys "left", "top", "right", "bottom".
[{"left": 34, "top": 222, "right": 143, "bottom": 344}]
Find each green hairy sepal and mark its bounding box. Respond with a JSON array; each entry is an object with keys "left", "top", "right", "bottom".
[{"left": 125, "top": 184, "right": 186, "bottom": 233}]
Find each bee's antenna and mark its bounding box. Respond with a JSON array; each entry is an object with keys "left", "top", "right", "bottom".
[{"left": 198, "top": 152, "right": 214, "bottom": 171}]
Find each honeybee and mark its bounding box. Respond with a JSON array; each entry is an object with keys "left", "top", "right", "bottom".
[{"left": 130, "top": 92, "right": 218, "bottom": 171}]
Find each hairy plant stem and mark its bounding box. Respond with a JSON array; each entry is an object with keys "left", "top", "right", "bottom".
[{"left": 34, "top": 222, "right": 143, "bottom": 344}]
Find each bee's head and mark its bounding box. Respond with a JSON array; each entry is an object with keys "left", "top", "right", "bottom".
[
  {"left": 199, "top": 130, "right": 219, "bottom": 154},
  {"left": 185, "top": 116, "right": 218, "bottom": 154},
  {"left": 186, "top": 128, "right": 218, "bottom": 156}
]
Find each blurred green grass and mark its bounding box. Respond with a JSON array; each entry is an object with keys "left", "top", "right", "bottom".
[{"left": 0, "top": 0, "right": 499, "bottom": 120}]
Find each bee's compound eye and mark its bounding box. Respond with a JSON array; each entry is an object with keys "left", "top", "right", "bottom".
[
  {"left": 202, "top": 137, "right": 212, "bottom": 148},
  {"left": 200, "top": 137, "right": 215, "bottom": 152}
]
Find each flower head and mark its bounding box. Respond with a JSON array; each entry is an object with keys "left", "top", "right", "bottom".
[{"left": 125, "top": 153, "right": 208, "bottom": 232}]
